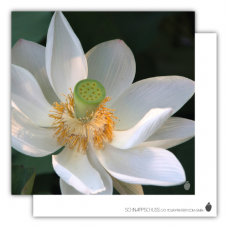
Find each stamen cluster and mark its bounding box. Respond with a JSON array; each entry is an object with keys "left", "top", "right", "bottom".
[{"left": 49, "top": 89, "right": 117, "bottom": 153}]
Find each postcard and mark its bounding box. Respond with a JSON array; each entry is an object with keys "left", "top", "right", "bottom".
[{"left": 10, "top": 11, "right": 216, "bottom": 217}]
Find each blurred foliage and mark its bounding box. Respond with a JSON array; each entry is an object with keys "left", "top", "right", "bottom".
[
  {"left": 11, "top": 11, "right": 195, "bottom": 195},
  {"left": 12, "top": 147, "right": 63, "bottom": 176},
  {"left": 12, "top": 165, "right": 36, "bottom": 195},
  {"left": 32, "top": 173, "right": 61, "bottom": 195},
  {"left": 11, "top": 12, "right": 52, "bottom": 47}
]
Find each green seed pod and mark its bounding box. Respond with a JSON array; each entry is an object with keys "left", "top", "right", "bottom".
[{"left": 74, "top": 79, "right": 106, "bottom": 118}]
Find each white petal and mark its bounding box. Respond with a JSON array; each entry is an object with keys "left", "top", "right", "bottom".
[
  {"left": 94, "top": 143, "right": 185, "bottom": 186},
  {"left": 60, "top": 178, "right": 83, "bottom": 195},
  {"left": 111, "top": 76, "right": 195, "bottom": 130},
  {"left": 111, "top": 176, "right": 144, "bottom": 195},
  {"left": 59, "top": 140, "right": 113, "bottom": 195},
  {"left": 86, "top": 40, "right": 135, "bottom": 106},
  {"left": 11, "top": 39, "right": 59, "bottom": 105},
  {"left": 46, "top": 12, "right": 87, "bottom": 102},
  {"left": 87, "top": 143, "right": 113, "bottom": 195},
  {"left": 11, "top": 64, "right": 53, "bottom": 127},
  {"left": 111, "top": 108, "right": 172, "bottom": 149},
  {"left": 11, "top": 107, "right": 61, "bottom": 157},
  {"left": 52, "top": 146, "right": 105, "bottom": 195},
  {"left": 135, "top": 117, "right": 195, "bottom": 149},
  {"left": 60, "top": 172, "right": 112, "bottom": 195}
]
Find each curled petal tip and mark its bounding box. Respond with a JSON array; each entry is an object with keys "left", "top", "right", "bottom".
[{"left": 18, "top": 38, "right": 24, "bottom": 43}]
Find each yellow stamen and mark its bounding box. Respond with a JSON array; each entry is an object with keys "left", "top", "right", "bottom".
[{"left": 49, "top": 89, "right": 117, "bottom": 153}]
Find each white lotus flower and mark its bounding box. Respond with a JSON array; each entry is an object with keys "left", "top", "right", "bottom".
[{"left": 11, "top": 11, "right": 195, "bottom": 195}]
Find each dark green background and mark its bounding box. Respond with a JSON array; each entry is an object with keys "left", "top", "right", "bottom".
[{"left": 12, "top": 11, "right": 195, "bottom": 195}]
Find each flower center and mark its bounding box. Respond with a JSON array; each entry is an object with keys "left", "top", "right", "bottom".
[
  {"left": 49, "top": 85, "right": 117, "bottom": 153},
  {"left": 74, "top": 79, "right": 106, "bottom": 118}
]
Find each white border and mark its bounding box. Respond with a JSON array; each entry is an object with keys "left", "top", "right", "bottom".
[{"left": 33, "top": 33, "right": 217, "bottom": 217}]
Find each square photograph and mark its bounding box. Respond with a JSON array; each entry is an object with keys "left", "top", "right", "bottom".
[{"left": 11, "top": 11, "right": 195, "bottom": 196}]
